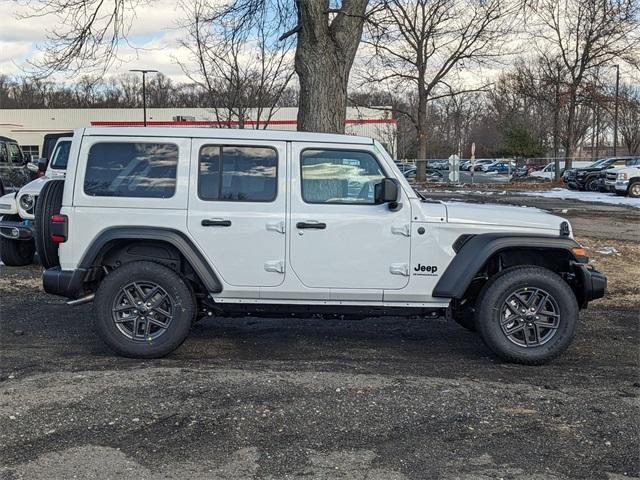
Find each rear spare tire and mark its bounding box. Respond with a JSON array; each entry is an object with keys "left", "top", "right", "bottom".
[{"left": 34, "top": 179, "right": 64, "bottom": 269}]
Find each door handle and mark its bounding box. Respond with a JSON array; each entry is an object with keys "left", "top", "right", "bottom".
[
  {"left": 201, "top": 219, "right": 232, "bottom": 227},
  {"left": 296, "top": 221, "right": 326, "bottom": 230}
]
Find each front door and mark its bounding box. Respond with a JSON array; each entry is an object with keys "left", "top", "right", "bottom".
[
  {"left": 289, "top": 144, "right": 412, "bottom": 291},
  {"left": 187, "top": 139, "right": 287, "bottom": 288}
]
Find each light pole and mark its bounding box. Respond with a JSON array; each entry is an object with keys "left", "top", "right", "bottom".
[
  {"left": 129, "top": 69, "right": 159, "bottom": 126},
  {"left": 612, "top": 64, "right": 620, "bottom": 156}
]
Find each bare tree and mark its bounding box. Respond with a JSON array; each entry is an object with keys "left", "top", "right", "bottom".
[
  {"left": 618, "top": 83, "right": 640, "bottom": 155},
  {"left": 177, "top": 0, "right": 295, "bottom": 129},
  {"left": 530, "top": 0, "right": 639, "bottom": 167},
  {"left": 358, "top": 0, "right": 517, "bottom": 179},
  {"left": 15, "top": 0, "right": 370, "bottom": 134}
]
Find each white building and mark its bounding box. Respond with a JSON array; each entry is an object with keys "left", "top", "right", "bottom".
[{"left": 0, "top": 107, "right": 397, "bottom": 159}]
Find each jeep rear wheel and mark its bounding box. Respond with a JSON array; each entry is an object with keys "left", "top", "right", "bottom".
[
  {"left": 475, "top": 266, "right": 579, "bottom": 365},
  {"left": 0, "top": 217, "right": 35, "bottom": 266},
  {"left": 94, "top": 261, "right": 195, "bottom": 358},
  {"left": 34, "top": 179, "right": 64, "bottom": 269}
]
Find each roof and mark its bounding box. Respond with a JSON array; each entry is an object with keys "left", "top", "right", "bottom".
[
  {"left": 0, "top": 135, "right": 18, "bottom": 143},
  {"left": 82, "top": 127, "right": 375, "bottom": 145}
]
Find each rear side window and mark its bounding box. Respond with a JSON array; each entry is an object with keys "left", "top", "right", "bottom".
[
  {"left": 84, "top": 142, "right": 178, "bottom": 198},
  {"left": 198, "top": 146, "right": 277, "bottom": 202}
]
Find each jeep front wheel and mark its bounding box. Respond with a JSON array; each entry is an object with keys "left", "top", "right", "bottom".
[
  {"left": 94, "top": 261, "right": 196, "bottom": 358},
  {"left": 475, "top": 266, "right": 579, "bottom": 365}
]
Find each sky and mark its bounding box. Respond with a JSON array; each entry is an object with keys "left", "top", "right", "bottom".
[
  {"left": 1, "top": 0, "right": 637, "bottom": 88},
  {"left": 0, "top": 0, "right": 194, "bottom": 82}
]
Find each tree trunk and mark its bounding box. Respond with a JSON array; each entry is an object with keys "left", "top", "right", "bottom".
[
  {"left": 295, "top": 0, "right": 367, "bottom": 133},
  {"left": 564, "top": 90, "right": 578, "bottom": 169}
]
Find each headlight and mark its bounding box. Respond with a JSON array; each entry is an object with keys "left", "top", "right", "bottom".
[
  {"left": 618, "top": 173, "right": 628, "bottom": 180},
  {"left": 19, "top": 194, "right": 35, "bottom": 212}
]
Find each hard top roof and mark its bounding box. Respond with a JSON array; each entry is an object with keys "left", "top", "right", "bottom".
[
  {"left": 82, "top": 127, "right": 375, "bottom": 145},
  {"left": 0, "top": 135, "right": 18, "bottom": 143}
]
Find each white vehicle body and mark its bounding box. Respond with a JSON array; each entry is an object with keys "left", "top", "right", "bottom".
[
  {"left": 605, "top": 163, "right": 640, "bottom": 196},
  {"left": 530, "top": 163, "right": 556, "bottom": 180},
  {"left": 0, "top": 138, "right": 71, "bottom": 221},
  {"left": 39, "top": 127, "right": 608, "bottom": 363},
  {"left": 53, "top": 128, "right": 571, "bottom": 308}
]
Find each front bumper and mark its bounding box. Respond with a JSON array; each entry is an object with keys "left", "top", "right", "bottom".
[
  {"left": 0, "top": 218, "right": 34, "bottom": 240},
  {"left": 614, "top": 180, "right": 629, "bottom": 191},
  {"left": 574, "top": 263, "right": 607, "bottom": 307},
  {"left": 43, "top": 267, "right": 87, "bottom": 300}
]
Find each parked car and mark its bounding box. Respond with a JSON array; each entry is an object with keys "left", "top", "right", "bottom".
[
  {"left": 530, "top": 163, "right": 563, "bottom": 181},
  {"left": 0, "top": 138, "right": 71, "bottom": 266},
  {"left": 403, "top": 166, "right": 444, "bottom": 182},
  {"left": 571, "top": 157, "right": 639, "bottom": 191},
  {"left": 0, "top": 136, "right": 33, "bottom": 194},
  {"left": 465, "top": 159, "right": 496, "bottom": 171},
  {"left": 480, "top": 160, "right": 515, "bottom": 174},
  {"left": 36, "top": 132, "right": 73, "bottom": 176},
  {"left": 605, "top": 160, "right": 640, "bottom": 197},
  {"left": 37, "top": 127, "right": 605, "bottom": 364}
]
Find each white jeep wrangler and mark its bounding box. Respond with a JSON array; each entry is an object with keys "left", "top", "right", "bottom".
[
  {"left": 0, "top": 137, "right": 71, "bottom": 266},
  {"left": 604, "top": 161, "right": 640, "bottom": 197},
  {"left": 38, "top": 128, "right": 606, "bottom": 364}
]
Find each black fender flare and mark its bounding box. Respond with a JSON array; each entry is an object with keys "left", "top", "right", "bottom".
[
  {"left": 80, "top": 227, "right": 223, "bottom": 293},
  {"left": 433, "top": 233, "right": 581, "bottom": 299}
]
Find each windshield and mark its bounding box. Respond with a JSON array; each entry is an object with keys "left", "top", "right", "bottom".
[
  {"left": 587, "top": 158, "right": 610, "bottom": 168},
  {"left": 50, "top": 141, "right": 71, "bottom": 169}
]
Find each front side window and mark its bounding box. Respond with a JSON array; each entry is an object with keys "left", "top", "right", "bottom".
[
  {"left": 626, "top": 158, "right": 640, "bottom": 166},
  {"left": 301, "top": 149, "right": 385, "bottom": 204},
  {"left": 50, "top": 141, "right": 72, "bottom": 169},
  {"left": 0, "top": 144, "right": 7, "bottom": 163},
  {"left": 8, "top": 143, "right": 22, "bottom": 164},
  {"left": 84, "top": 142, "right": 178, "bottom": 198},
  {"left": 198, "top": 146, "right": 277, "bottom": 202}
]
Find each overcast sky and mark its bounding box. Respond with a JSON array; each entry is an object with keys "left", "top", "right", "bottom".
[
  {"left": 1, "top": 0, "right": 194, "bottom": 81},
  {"left": 1, "top": 0, "right": 637, "bottom": 87}
]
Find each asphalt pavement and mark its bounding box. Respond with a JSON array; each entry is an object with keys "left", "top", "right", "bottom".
[{"left": 1, "top": 193, "right": 638, "bottom": 480}]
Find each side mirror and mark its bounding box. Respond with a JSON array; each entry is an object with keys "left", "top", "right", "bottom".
[
  {"left": 38, "top": 158, "right": 48, "bottom": 172},
  {"left": 374, "top": 178, "right": 401, "bottom": 210},
  {"left": 22, "top": 153, "right": 32, "bottom": 165}
]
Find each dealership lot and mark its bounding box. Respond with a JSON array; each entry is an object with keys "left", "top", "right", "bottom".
[{"left": 1, "top": 192, "right": 638, "bottom": 480}]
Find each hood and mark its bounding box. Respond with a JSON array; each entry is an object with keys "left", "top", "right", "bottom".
[
  {"left": 444, "top": 202, "right": 567, "bottom": 233},
  {"left": 18, "top": 176, "right": 51, "bottom": 196}
]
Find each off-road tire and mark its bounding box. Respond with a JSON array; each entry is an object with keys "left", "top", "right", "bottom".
[
  {"left": 628, "top": 180, "right": 640, "bottom": 198},
  {"left": 585, "top": 177, "right": 599, "bottom": 192},
  {"left": 475, "top": 266, "right": 579, "bottom": 365},
  {"left": 0, "top": 216, "right": 35, "bottom": 266},
  {"left": 94, "top": 261, "right": 195, "bottom": 358},
  {"left": 34, "top": 179, "right": 64, "bottom": 269}
]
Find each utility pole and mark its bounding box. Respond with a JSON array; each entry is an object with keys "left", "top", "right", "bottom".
[
  {"left": 129, "top": 69, "right": 159, "bottom": 126},
  {"left": 612, "top": 64, "right": 620, "bottom": 156}
]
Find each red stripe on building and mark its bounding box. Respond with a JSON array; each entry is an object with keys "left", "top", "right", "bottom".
[{"left": 90, "top": 118, "right": 396, "bottom": 127}]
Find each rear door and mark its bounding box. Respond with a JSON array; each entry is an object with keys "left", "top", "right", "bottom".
[{"left": 187, "top": 139, "right": 287, "bottom": 288}]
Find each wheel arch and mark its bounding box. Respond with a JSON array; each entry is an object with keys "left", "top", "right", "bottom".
[
  {"left": 80, "top": 227, "right": 222, "bottom": 293},
  {"left": 434, "top": 233, "right": 584, "bottom": 301}
]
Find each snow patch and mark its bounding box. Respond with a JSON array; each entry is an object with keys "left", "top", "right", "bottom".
[
  {"left": 594, "top": 247, "right": 620, "bottom": 256},
  {"left": 521, "top": 188, "right": 640, "bottom": 208}
]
